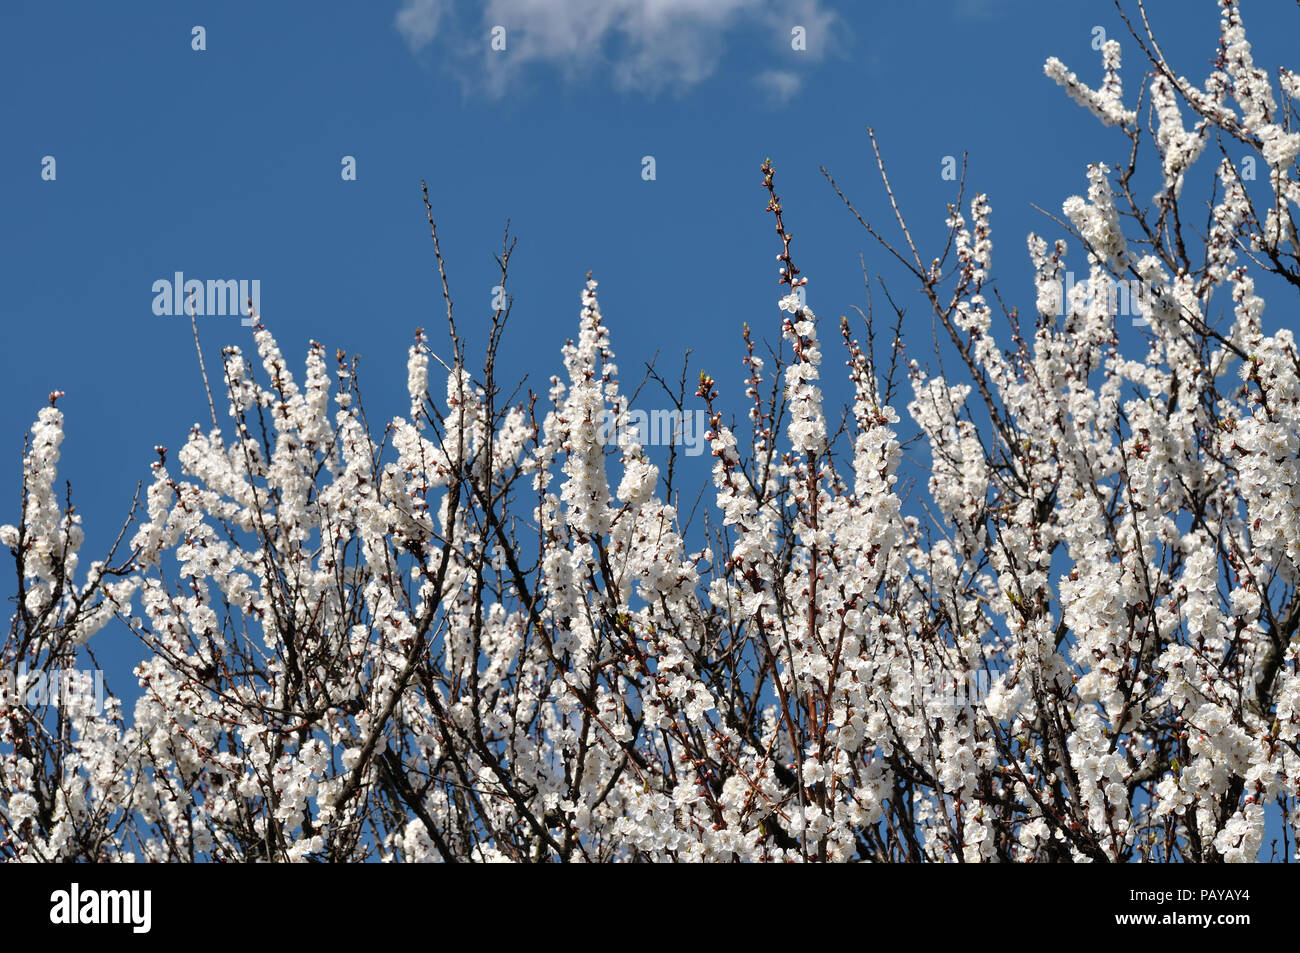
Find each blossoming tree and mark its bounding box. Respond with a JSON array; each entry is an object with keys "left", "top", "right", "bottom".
[{"left": 3, "top": 0, "right": 1299, "bottom": 862}]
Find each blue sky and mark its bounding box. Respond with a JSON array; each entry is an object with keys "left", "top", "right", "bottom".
[
  {"left": 3, "top": 1, "right": 1299, "bottom": 855},
  {"left": 9, "top": 0, "right": 1282, "bottom": 555}
]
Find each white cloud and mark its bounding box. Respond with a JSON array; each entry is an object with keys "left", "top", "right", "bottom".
[
  {"left": 395, "top": 0, "right": 451, "bottom": 50},
  {"left": 395, "top": 0, "right": 840, "bottom": 97},
  {"left": 753, "top": 69, "right": 802, "bottom": 103}
]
